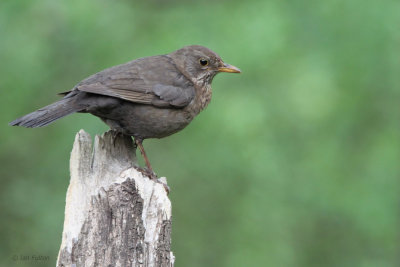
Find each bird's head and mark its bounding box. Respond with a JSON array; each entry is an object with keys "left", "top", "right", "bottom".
[{"left": 168, "top": 45, "right": 241, "bottom": 85}]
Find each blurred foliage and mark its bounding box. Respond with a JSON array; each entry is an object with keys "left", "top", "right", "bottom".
[{"left": 1, "top": 0, "right": 399, "bottom": 266}]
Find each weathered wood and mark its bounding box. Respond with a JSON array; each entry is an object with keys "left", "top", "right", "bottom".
[{"left": 57, "top": 130, "right": 174, "bottom": 267}]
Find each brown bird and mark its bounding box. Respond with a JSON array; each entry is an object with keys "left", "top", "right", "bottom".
[{"left": 9, "top": 45, "right": 240, "bottom": 177}]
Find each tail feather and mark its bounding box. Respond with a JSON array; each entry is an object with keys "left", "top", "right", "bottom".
[{"left": 9, "top": 95, "right": 84, "bottom": 128}]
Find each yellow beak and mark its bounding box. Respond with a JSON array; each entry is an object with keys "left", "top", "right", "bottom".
[{"left": 218, "top": 63, "right": 241, "bottom": 73}]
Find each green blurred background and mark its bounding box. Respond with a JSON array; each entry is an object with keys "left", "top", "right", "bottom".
[{"left": 1, "top": 0, "right": 399, "bottom": 266}]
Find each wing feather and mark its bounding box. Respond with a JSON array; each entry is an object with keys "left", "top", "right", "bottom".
[{"left": 64, "top": 55, "right": 195, "bottom": 108}]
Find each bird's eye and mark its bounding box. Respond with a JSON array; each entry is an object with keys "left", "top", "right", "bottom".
[{"left": 199, "top": 59, "right": 208, "bottom": 66}]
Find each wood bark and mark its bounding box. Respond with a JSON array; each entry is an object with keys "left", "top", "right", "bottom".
[{"left": 57, "top": 130, "right": 174, "bottom": 267}]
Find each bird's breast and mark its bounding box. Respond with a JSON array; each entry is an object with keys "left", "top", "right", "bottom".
[{"left": 186, "top": 84, "right": 212, "bottom": 115}]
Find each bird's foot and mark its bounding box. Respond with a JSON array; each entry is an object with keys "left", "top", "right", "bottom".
[
  {"left": 134, "top": 166, "right": 157, "bottom": 179},
  {"left": 110, "top": 130, "right": 123, "bottom": 146},
  {"left": 134, "top": 166, "right": 170, "bottom": 194}
]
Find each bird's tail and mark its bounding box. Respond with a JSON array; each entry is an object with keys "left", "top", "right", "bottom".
[{"left": 9, "top": 92, "right": 85, "bottom": 128}]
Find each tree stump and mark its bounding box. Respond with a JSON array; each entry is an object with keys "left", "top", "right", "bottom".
[{"left": 57, "top": 130, "right": 174, "bottom": 267}]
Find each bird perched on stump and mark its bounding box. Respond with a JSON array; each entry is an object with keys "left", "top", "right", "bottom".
[{"left": 9, "top": 45, "right": 241, "bottom": 179}]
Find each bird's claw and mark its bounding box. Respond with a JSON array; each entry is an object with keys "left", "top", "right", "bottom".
[
  {"left": 134, "top": 166, "right": 170, "bottom": 194},
  {"left": 134, "top": 166, "right": 157, "bottom": 179}
]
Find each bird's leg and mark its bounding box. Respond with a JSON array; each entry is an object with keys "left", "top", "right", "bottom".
[
  {"left": 134, "top": 138, "right": 170, "bottom": 194},
  {"left": 134, "top": 138, "right": 155, "bottom": 177}
]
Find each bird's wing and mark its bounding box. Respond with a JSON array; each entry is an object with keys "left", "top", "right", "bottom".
[
  {"left": 69, "top": 56, "right": 195, "bottom": 108},
  {"left": 152, "top": 84, "right": 194, "bottom": 107},
  {"left": 76, "top": 74, "right": 156, "bottom": 105}
]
